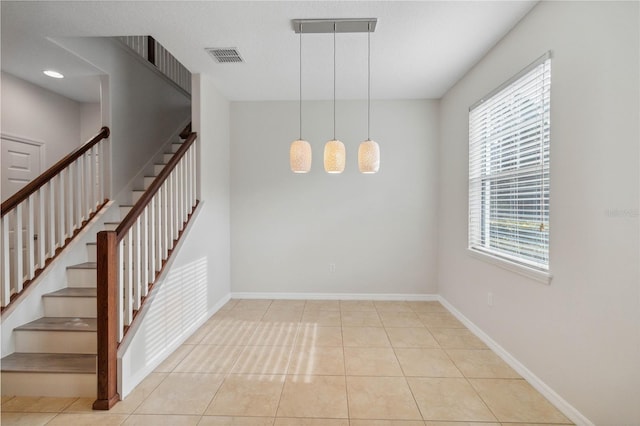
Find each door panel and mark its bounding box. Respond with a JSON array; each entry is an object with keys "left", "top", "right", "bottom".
[
  {"left": 1, "top": 136, "right": 43, "bottom": 203},
  {"left": 2, "top": 136, "right": 44, "bottom": 286}
]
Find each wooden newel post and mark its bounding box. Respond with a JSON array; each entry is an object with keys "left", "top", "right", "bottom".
[{"left": 93, "top": 230, "right": 120, "bottom": 410}]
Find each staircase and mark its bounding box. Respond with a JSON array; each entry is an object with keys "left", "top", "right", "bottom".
[{"left": 0, "top": 140, "right": 185, "bottom": 398}]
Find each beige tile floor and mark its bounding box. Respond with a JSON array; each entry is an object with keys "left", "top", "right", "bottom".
[{"left": 1, "top": 299, "right": 574, "bottom": 426}]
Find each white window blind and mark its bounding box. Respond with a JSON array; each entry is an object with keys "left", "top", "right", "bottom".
[{"left": 469, "top": 53, "right": 551, "bottom": 272}]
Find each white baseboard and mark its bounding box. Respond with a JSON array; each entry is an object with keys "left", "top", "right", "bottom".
[
  {"left": 230, "top": 292, "right": 439, "bottom": 301},
  {"left": 438, "top": 296, "right": 594, "bottom": 426}
]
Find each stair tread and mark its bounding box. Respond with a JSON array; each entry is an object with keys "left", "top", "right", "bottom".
[
  {"left": 1, "top": 353, "right": 96, "bottom": 374},
  {"left": 15, "top": 317, "right": 97, "bottom": 332},
  {"left": 87, "top": 242, "right": 96, "bottom": 246},
  {"left": 67, "top": 262, "right": 96, "bottom": 270},
  {"left": 43, "top": 288, "right": 96, "bottom": 298}
]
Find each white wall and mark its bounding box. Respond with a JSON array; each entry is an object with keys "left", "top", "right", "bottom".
[
  {"left": 79, "top": 102, "right": 101, "bottom": 143},
  {"left": 1, "top": 71, "right": 82, "bottom": 171},
  {"left": 118, "top": 73, "right": 231, "bottom": 397},
  {"left": 437, "top": 2, "right": 639, "bottom": 424},
  {"left": 231, "top": 100, "right": 439, "bottom": 296}
]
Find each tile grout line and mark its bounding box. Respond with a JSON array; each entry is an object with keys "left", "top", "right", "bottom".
[
  {"left": 272, "top": 305, "right": 293, "bottom": 421},
  {"left": 380, "top": 303, "right": 427, "bottom": 422},
  {"left": 340, "top": 311, "right": 351, "bottom": 421}
]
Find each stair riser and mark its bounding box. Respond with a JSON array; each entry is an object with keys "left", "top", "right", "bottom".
[
  {"left": 144, "top": 176, "right": 155, "bottom": 189},
  {"left": 87, "top": 244, "right": 96, "bottom": 262},
  {"left": 43, "top": 297, "right": 96, "bottom": 318},
  {"left": 163, "top": 153, "right": 173, "bottom": 163},
  {"left": 1, "top": 372, "right": 96, "bottom": 397},
  {"left": 170, "top": 143, "right": 181, "bottom": 153},
  {"left": 15, "top": 331, "right": 96, "bottom": 354},
  {"left": 153, "top": 164, "right": 165, "bottom": 175},
  {"left": 67, "top": 268, "right": 96, "bottom": 287}
]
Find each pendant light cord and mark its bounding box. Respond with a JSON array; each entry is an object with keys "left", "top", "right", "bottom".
[
  {"left": 333, "top": 23, "right": 336, "bottom": 141},
  {"left": 367, "top": 22, "right": 371, "bottom": 141}
]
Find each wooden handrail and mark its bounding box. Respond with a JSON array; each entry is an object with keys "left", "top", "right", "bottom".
[
  {"left": 1, "top": 127, "right": 110, "bottom": 216},
  {"left": 115, "top": 131, "right": 196, "bottom": 241}
]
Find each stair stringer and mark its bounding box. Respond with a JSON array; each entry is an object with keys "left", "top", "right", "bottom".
[
  {"left": 0, "top": 201, "right": 118, "bottom": 357},
  {"left": 117, "top": 202, "right": 229, "bottom": 399}
]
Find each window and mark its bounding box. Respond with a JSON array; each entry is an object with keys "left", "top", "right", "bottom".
[{"left": 469, "top": 52, "right": 551, "bottom": 273}]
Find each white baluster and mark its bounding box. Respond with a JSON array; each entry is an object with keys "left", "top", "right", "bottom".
[
  {"left": 58, "top": 171, "right": 66, "bottom": 244},
  {"left": 76, "top": 159, "right": 83, "bottom": 225},
  {"left": 191, "top": 146, "right": 196, "bottom": 208},
  {"left": 124, "top": 230, "right": 133, "bottom": 326},
  {"left": 37, "top": 187, "right": 45, "bottom": 269},
  {"left": 67, "top": 163, "right": 75, "bottom": 232},
  {"left": 90, "top": 146, "right": 97, "bottom": 211},
  {"left": 172, "top": 168, "right": 178, "bottom": 239},
  {"left": 149, "top": 196, "right": 156, "bottom": 279},
  {"left": 168, "top": 174, "right": 174, "bottom": 249},
  {"left": 162, "top": 180, "right": 171, "bottom": 260},
  {"left": 156, "top": 187, "right": 163, "bottom": 269},
  {"left": 192, "top": 145, "right": 197, "bottom": 205},
  {"left": 1, "top": 216, "right": 10, "bottom": 307},
  {"left": 179, "top": 159, "right": 184, "bottom": 230},
  {"left": 141, "top": 207, "right": 149, "bottom": 296},
  {"left": 187, "top": 147, "right": 193, "bottom": 210},
  {"left": 184, "top": 150, "right": 190, "bottom": 214},
  {"left": 48, "top": 180, "right": 55, "bottom": 257},
  {"left": 187, "top": 147, "right": 192, "bottom": 208},
  {"left": 182, "top": 155, "right": 187, "bottom": 219},
  {"left": 133, "top": 217, "right": 141, "bottom": 310},
  {"left": 25, "top": 194, "right": 35, "bottom": 280},
  {"left": 117, "top": 239, "right": 124, "bottom": 342},
  {"left": 85, "top": 151, "right": 91, "bottom": 216},
  {"left": 182, "top": 155, "right": 187, "bottom": 221},
  {"left": 98, "top": 140, "right": 105, "bottom": 204},
  {"left": 75, "top": 156, "right": 85, "bottom": 223},
  {"left": 178, "top": 158, "right": 184, "bottom": 229},
  {"left": 14, "top": 204, "right": 23, "bottom": 292},
  {"left": 169, "top": 168, "right": 178, "bottom": 241}
]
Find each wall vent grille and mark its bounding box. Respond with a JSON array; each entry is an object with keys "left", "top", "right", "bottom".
[{"left": 206, "top": 48, "right": 243, "bottom": 63}]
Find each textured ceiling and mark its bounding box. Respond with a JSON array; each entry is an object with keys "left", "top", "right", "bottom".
[{"left": 1, "top": 1, "right": 537, "bottom": 102}]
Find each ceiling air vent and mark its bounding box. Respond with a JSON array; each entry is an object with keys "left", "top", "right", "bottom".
[{"left": 206, "top": 48, "right": 243, "bottom": 63}]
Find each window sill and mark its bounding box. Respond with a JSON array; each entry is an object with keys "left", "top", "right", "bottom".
[{"left": 467, "top": 248, "right": 552, "bottom": 285}]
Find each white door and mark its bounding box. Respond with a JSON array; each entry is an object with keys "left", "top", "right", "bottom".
[
  {"left": 1, "top": 135, "right": 43, "bottom": 203},
  {"left": 1, "top": 135, "right": 44, "bottom": 286}
]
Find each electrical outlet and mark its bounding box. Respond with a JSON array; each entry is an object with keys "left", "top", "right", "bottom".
[
  {"left": 487, "top": 292, "right": 493, "bottom": 306},
  {"left": 329, "top": 263, "right": 336, "bottom": 273}
]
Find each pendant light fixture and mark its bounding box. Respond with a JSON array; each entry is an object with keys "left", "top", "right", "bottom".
[
  {"left": 290, "top": 24, "right": 312, "bottom": 173},
  {"left": 324, "top": 23, "right": 346, "bottom": 174},
  {"left": 358, "top": 22, "right": 380, "bottom": 174}
]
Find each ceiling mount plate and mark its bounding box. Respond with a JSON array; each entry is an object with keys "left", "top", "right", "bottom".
[{"left": 292, "top": 18, "right": 377, "bottom": 34}]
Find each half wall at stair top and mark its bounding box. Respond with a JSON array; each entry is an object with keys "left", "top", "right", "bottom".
[{"left": 50, "top": 36, "right": 191, "bottom": 201}]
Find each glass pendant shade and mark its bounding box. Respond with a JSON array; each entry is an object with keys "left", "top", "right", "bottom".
[
  {"left": 358, "top": 139, "right": 380, "bottom": 173},
  {"left": 290, "top": 139, "right": 312, "bottom": 173},
  {"left": 324, "top": 139, "right": 346, "bottom": 173}
]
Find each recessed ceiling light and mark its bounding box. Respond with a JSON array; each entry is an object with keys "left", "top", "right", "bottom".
[{"left": 43, "top": 70, "right": 64, "bottom": 79}]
